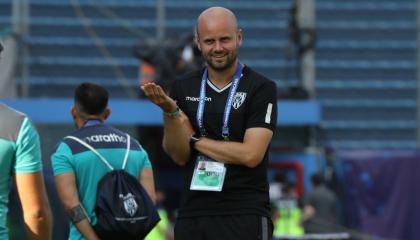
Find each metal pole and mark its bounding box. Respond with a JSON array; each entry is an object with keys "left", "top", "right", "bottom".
[
  {"left": 21, "top": 0, "right": 30, "bottom": 97},
  {"left": 12, "top": 0, "right": 30, "bottom": 97},
  {"left": 296, "top": 0, "right": 317, "bottom": 149},
  {"left": 156, "top": 0, "right": 165, "bottom": 85},
  {"left": 417, "top": 0, "right": 420, "bottom": 147},
  {"left": 297, "top": 0, "right": 316, "bottom": 98},
  {"left": 156, "top": 0, "right": 165, "bottom": 41}
]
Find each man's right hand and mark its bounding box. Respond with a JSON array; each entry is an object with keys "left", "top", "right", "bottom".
[
  {"left": 141, "top": 83, "right": 193, "bottom": 166},
  {"left": 141, "top": 83, "right": 177, "bottom": 113}
]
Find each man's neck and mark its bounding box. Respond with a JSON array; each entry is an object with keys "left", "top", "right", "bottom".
[{"left": 207, "top": 62, "right": 238, "bottom": 89}]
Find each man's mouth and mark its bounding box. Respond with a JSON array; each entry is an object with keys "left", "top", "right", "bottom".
[{"left": 212, "top": 55, "right": 226, "bottom": 61}]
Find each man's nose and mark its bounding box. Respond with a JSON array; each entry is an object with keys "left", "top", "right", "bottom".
[{"left": 214, "top": 41, "right": 223, "bottom": 51}]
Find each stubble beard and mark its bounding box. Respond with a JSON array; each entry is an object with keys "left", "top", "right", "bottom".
[{"left": 206, "top": 51, "right": 237, "bottom": 72}]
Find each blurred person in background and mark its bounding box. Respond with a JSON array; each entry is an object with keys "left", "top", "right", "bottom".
[
  {"left": 141, "top": 6, "right": 277, "bottom": 240},
  {"left": 51, "top": 83, "right": 156, "bottom": 240},
  {"left": 301, "top": 172, "right": 338, "bottom": 233},
  {"left": 269, "top": 172, "right": 288, "bottom": 203},
  {"left": 272, "top": 183, "right": 304, "bottom": 237},
  {"left": 0, "top": 42, "right": 52, "bottom": 239},
  {"left": 135, "top": 33, "right": 204, "bottom": 94},
  {"left": 145, "top": 188, "right": 174, "bottom": 240}
]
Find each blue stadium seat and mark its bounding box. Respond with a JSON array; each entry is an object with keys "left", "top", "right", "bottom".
[
  {"left": 316, "top": 0, "right": 416, "bottom": 149},
  {"left": 0, "top": 0, "right": 416, "bottom": 148}
]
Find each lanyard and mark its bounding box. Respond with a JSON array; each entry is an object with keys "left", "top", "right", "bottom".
[{"left": 196, "top": 62, "right": 244, "bottom": 140}]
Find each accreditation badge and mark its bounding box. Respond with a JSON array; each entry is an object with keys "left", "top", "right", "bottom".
[{"left": 190, "top": 155, "right": 226, "bottom": 192}]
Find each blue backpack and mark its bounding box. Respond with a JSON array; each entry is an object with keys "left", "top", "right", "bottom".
[{"left": 65, "top": 134, "right": 160, "bottom": 240}]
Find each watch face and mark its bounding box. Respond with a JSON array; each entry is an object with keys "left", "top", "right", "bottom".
[
  {"left": 191, "top": 133, "right": 201, "bottom": 141},
  {"left": 190, "top": 135, "right": 200, "bottom": 150}
]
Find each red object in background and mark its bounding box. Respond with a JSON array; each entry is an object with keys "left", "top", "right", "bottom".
[
  {"left": 269, "top": 161, "right": 304, "bottom": 198},
  {"left": 139, "top": 63, "right": 156, "bottom": 85}
]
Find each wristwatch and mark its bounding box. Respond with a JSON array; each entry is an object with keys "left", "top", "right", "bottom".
[{"left": 190, "top": 134, "right": 201, "bottom": 150}]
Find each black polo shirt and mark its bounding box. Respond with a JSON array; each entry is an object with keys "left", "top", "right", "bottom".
[{"left": 170, "top": 66, "right": 278, "bottom": 218}]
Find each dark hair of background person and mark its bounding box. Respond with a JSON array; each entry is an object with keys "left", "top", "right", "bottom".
[
  {"left": 311, "top": 172, "right": 324, "bottom": 187},
  {"left": 74, "top": 83, "right": 109, "bottom": 115}
]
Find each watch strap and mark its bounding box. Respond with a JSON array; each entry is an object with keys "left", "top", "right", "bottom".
[{"left": 190, "top": 134, "right": 201, "bottom": 150}]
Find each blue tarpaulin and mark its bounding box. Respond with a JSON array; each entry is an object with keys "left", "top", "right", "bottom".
[{"left": 338, "top": 150, "right": 420, "bottom": 240}]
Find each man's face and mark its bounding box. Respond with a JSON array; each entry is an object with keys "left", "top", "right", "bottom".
[{"left": 196, "top": 19, "right": 242, "bottom": 72}]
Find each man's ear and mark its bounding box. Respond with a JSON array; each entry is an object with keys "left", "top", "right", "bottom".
[
  {"left": 71, "top": 106, "right": 77, "bottom": 119},
  {"left": 103, "top": 107, "right": 111, "bottom": 120},
  {"left": 237, "top": 29, "right": 243, "bottom": 47},
  {"left": 194, "top": 36, "right": 201, "bottom": 51}
]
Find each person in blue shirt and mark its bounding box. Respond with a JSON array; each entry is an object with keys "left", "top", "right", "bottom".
[
  {"left": 51, "top": 83, "right": 156, "bottom": 240},
  {"left": 0, "top": 42, "right": 52, "bottom": 239}
]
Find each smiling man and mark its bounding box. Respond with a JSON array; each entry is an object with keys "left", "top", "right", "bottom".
[{"left": 141, "top": 6, "right": 278, "bottom": 240}]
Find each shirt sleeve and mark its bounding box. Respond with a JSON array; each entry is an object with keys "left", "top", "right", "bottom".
[
  {"left": 133, "top": 139, "right": 152, "bottom": 169},
  {"left": 246, "top": 80, "right": 278, "bottom": 131},
  {"left": 141, "top": 150, "right": 152, "bottom": 169},
  {"left": 13, "top": 118, "right": 42, "bottom": 173},
  {"left": 303, "top": 192, "right": 314, "bottom": 207},
  {"left": 51, "top": 141, "right": 74, "bottom": 176}
]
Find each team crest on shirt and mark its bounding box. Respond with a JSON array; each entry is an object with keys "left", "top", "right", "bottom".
[{"left": 232, "top": 92, "right": 247, "bottom": 109}]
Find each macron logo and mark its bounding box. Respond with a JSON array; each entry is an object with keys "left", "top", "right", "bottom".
[
  {"left": 85, "top": 133, "right": 126, "bottom": 143},
  {"left": 186, "top": 96, "right": 212, "bottom": 102}
]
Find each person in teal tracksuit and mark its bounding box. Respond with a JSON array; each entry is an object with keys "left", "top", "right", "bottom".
[
  {"left": 51, "top": 83, "right": 156, "bottom": 240},
  {"left": 0, "top": 42, "right": 52, "bottom": 240}
]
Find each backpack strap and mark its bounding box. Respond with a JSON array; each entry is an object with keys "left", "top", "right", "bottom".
[
  {"left": 64, "top": 134, "right": 131, "bottom": 171},
  {"left": 121, "top": 134, "right": 131, "bottom": 170},
  {"left": 64, "top": 136, "right": 114, "bottom": 170}
]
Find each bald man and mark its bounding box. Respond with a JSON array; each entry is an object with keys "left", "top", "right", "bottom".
[{"left": 141, "top": 6, "right": 277, "bottom": 240}]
